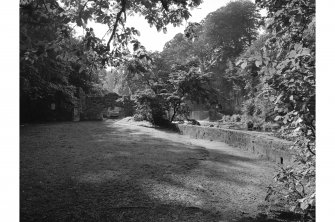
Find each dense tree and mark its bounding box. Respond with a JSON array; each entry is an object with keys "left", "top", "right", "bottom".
[
  {"left": 238, "top": 0, "right": 315, "bottom": 220},
  {"left": 153, "top": 0, "right": 316, "bottom": 216},
  {"left": 233, "top": 34, "right": 273, "bottom": 119},
  {"left": 20, "top": 0, "right": 316, "bottom": 218},
  {"left": 166, "top": 60, "right": 216, "bottom": 121},
  {"left": 122, "top": 49, "right": 214, "bottom": 125},
  {"left": 201, "top": 0, "right": 261, "bottom": 70},
  {"left": 161, "top": 33, "right": 194, "bottom": 68},
  {"left": 20, "top": 0, "right": 203, "bottom": 122},
  {"left": 181, "top": 0, "right": 262, "bottom": 114},
  {"left": 107, "top": 1, "right": 261, "bottom": 117}
]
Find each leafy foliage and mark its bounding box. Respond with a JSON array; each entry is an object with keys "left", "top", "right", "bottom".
[
  {"left": 183, "top": 0, "right": 261, "bottom": 114},
  {"left": 126, "top": 50, "right": 214, "bottom": 126},
  {"left": 20, "top": 0, "right": 316, "bottom": 219},
  {"left": 20, "top": 0, "right": 202, "bottom": 122},
  {"left": 203, "top": 0, "right": 261, "bottom": 58},
  {"left": 108, "top": 0, "right": 263, "bottom": 123},
  {"left": 238, "top": 0, "right": 315, "bottom": 220},
  {"left": 166, "top": 61, "right": 216, "bottom": 121}
]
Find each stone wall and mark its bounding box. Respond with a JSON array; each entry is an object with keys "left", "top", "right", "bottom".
[
  {"left": 176, "top": 124, "right": 295, "bottom": 166},
  {"left": 80, "top": 93, "right": 121, "bottom": 120}
]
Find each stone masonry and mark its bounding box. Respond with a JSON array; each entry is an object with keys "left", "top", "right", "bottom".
[{"left": 176, "top": 124, "right": 295, "bottom": 166}]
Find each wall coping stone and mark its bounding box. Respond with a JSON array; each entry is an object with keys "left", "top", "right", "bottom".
[{"left": 176, "top": 124, "right": 296, "bottom": 166}]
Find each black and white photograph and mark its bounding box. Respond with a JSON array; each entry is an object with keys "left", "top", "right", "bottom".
[{"left": 3, "top": 0, "right": 331, "bottom": 221}]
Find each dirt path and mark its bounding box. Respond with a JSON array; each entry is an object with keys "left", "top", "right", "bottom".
[{"left": 20, "top": 119, "right": 283, "bottom": 222}]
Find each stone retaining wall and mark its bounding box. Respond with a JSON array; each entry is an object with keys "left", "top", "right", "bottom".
[
  {"left": 176, "top": 124, "right": 295, "bottom": 165},
  {"left": 80, "top": 93, "right": 121, "bottom": 120}
]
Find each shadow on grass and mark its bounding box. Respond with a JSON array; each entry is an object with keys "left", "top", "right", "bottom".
[
  {"left": 235, "top": 211, "right": 303, "bottom": 222},
  {"left": 20, "top": 120, "right": 286, "bottom": 222}
]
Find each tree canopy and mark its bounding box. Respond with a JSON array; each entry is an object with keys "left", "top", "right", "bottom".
[
  {"left": 20, "top": 1, "right": 316, "bottom": 218},
  {"left": 20, "top": 0, "right": 202, "bottom": 121}
]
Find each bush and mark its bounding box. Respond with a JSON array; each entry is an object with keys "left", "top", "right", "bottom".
[
  {"left": 242, "top": 99, "right": 256, "bottom": 116},
  {"left": 133, "top": 113, "right": 145, "bottom": 122},
  {"left": 220, "top": 115, "right": 232, "bottom": 122},
  {"left": 247, "top": 121, "right": 253, "bottom": 130},
  {"left": 231, "top": 114, "right": 242, "bottom": 122},
  {"left": 133, "top": 89, "right": 169, "bottom": 127}
]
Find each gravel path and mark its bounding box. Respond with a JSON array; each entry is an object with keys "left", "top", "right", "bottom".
[{"left": 20, "top": 119, "right": 283, "bottom": 222}]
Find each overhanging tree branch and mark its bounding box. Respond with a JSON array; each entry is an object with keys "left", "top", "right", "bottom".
[
  {"left": 79, "top": 0, "right": 90, "bottom": 18},
  {"left": 106, "top": 0, "right": 127, "bottom": 51}
]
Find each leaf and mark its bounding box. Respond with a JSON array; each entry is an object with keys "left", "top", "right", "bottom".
[
  {"left": 275, "top": 25, "right": 281, "bottom": 33},
  {"left": 297, "top": 118, "right": 303, "bottom": 123},
  {"left": 133, "top": 42, "right": 139, "bottom": 51},
  {"left": 275, "top": 94, "right": 283, "bottom": 104},
  {"left": 255, "top": 60, "right": 262, "bottom": 67},
  {"left": 294, "top": 43, "right": 303, "bottom": 51},
  {"left": 274, "top": 116, "right": 281, "bottom": 121},
  {"left": 79, "top": 66, "right": 85, "bottom": 74},
  {"left": 241, "top": 62, "right": 247, "bottom": 69},
  {"left": 290, "top": 205, "right": 297, "bottom": 212},
  {"left": 300, "top": 200, "right": 309, "bottom": 210},
  {"left": 235, "top": 59, "right": 243, "bottom": 66},
  {"left": 294, "top": 14, "right": 302, "bottom": 23},
  {"left": 294, "top": 127, "right": 301, "bottom": 132},
  {"left": 289, "top": 50, "right": 297, "bottom": 58},
  {"left": 300, "top": 48, "right": 311, "bottom": 56},
  {"left": 269, "top": 96, "right": 275, "bottom": 102}
]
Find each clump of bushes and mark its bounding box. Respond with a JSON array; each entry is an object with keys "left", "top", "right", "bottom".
[
  {"left": 133, "top": 113, "right": 146, "bottom": 122},
  {"left": 231, "top": 114, "right": 242, "bottom": 122},
  {"left": 246, "top": 121, "right": 254, "bottom": 130},
  {"left": 220, "top": 114, "right": 242, "bottom": 123},
  {"left": 132, "top": 89, "right": 174, "bottom": 128},
  {"left": 242, "top": 99, "right": 256, "bottom": 116},
  {"left": 239, "top": 97, "right": 277, "bottom": 131},
  {"left": 133, "top": 90, "right": 164, "bottom": 124}
]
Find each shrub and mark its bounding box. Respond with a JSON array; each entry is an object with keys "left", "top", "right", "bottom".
[
  {"left": 247, "top": 121, "right": 254, "bottom": 130},
  {"left": 231, "top": 114, "right": 242, "bottom": 122},
  {"left": 262, "top": 122, "right": 273, "bottom": 132},
  {"left": 221, "top": 115, "right": 232, "bottom": 122},
  {"left": 133, "top": 89, "right": 170, "bottom": 126},
  {"left": 242, "top": 99, "right": 256, "bottom": 116},
  {"left": 133, "top": 113, "right": 145, "bottom": 122}
]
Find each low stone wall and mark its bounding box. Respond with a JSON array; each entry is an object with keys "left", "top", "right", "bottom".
[
  {"left": 176, "top": 124, "right": 295, "bottom": 165},
  {"left": 80, "top": 93, "right": 121, "bottom": 120}
]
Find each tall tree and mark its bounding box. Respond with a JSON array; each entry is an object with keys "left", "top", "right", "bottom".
[
  {"left": 182, "top": 0, "right": 261, "bottom": 114},
  {"left": 20, "top": 0, "right": 203, "bottom": 122},
  {"left": 202, "top": 0, "right": 261, "bottom": 69}
]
